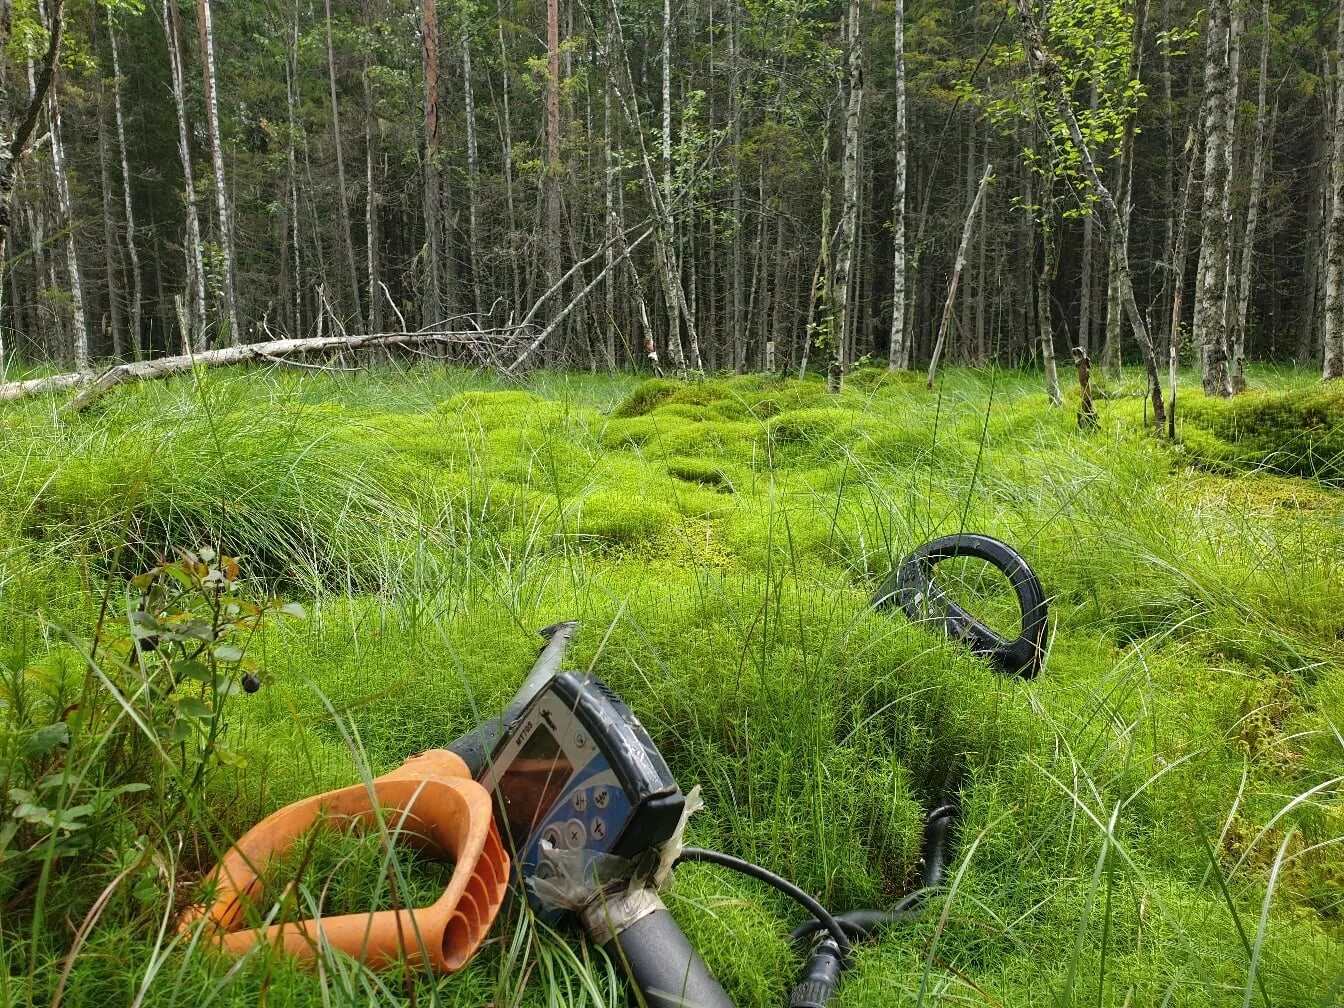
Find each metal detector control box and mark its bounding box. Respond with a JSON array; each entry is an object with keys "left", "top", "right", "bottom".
[{"left": 477, "top": 671, "right": 684, "bottom": 909}]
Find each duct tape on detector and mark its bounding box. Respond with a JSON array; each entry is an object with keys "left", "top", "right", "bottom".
[{"left": 872, "top": 533, "right": 1050, "bottom": 679}]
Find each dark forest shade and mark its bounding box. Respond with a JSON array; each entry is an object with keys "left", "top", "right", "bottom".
[{"left": 0, "top": 0, "right": 1339, "bottom": 388}]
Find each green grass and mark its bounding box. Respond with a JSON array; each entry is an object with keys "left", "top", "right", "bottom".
[{"left": 1, "top": 361, "right": 1342, "bottom": 1006}]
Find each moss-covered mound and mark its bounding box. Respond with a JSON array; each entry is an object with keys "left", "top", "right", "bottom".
[{"left": 1178, "top": 383, "right": 1344, "bottom": 483}]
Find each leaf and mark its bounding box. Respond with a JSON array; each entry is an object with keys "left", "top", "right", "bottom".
[
  {"left": 13, "top": 803, "right": 52, "bottom": 824},
  {"left": 212, "top": 676, "right": 241, "bottom": 697},
  {"left": 171, "top": 718, "right": 195, "bottom": 742},
  {"left": 213, "top": 645, "right": 243, "bottom": 663},
  {"left": 174, "top": 659, "right": 212, "bottom": 683},
  {"left": 24, "top": 722, "right": 69, "bottom": 759},
  {"left": 178, "top": 697, "right": 214, "bottom": 719},
  {"left": 113, "top": 783, "right": 150, "bottom": 795},
  {"left": 37, "top": 771, "right": 81, "bottom": 791},
  {"left": 278, "top": 601, "right": 307, "bottom": 619}
]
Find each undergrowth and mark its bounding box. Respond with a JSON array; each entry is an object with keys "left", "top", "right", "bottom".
[{"left": 0, "top": 362, "right": 1341, "bottom": 1006}]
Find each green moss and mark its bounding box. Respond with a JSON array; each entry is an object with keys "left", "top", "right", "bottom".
[{"left": 1177, "top": 384, "right": 1344, "bottom": 483}]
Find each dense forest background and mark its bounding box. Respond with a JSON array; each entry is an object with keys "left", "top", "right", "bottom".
[{"left": 0, "top": 0, "right": 1341, "bottom": 393}]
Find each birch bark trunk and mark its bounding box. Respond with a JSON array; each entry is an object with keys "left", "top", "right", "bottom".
[
  {"left": 1325, "top": 0, "right": 1344, "bottom": 380},
  {"left": 108, "top": 15, "right": 143, "bottom": 358},
  {"left": 165, "top": 0, "right": 207, "bottom": 351},
  {"left": 927, "top": 164, "right": 992, "bottom": 390},
  {"left": 888, "top": 0, "right": 909, "bottom": 371},
  {"left": 461, "top": 10, "right": 483, "bottom": 319},
  {"left": 1193, "top": 0, "right": 1233, "bottom": 394},
  {"left": 830, "top": 0, "right": 863, "bottom": 394},
  {"left": 420, "top": 0, "right": 445, "bottom": 326},
  {"left": 196, "top": 0, "right": 242, "bottom": 345},
  {"left": 1230, "top": 0, "right": 1271, "bottom": 393},
  {"left": 47, "top": 59, "right": 89, "bottom": 368},
  {"left": 95, "top": 10, "right": 126, "bottom": 360}
]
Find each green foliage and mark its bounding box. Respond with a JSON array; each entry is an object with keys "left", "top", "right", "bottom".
[{"left": 1, "top": 364, "right": 1342, "bottom": 1007}]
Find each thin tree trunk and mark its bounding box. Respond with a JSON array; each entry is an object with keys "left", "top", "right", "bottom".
[
  {"left": 830, "top": 0, "right": 863, "bottom": 394},
  {"left": 362, "top": 0, "right": 381, "bottom": 333},
  {"left": 1079, "top": 74, "right": 1098, "bottom": 357},
  {"left": 196, "top": 0, "right": 241, "bottom": 346},
  {"left": 602, "top": 30, "right": 617, "bottom": 366},
  {"left": 1325, "top": 0, "right": 1344, "bottom": 380},
  {"left": 164, "top": 0, "right": 206, "bottom": 350},
  {"left": 496, "top": 0, "right": 520, "bottom": 313},
  {"left": 108, "top": 14, "right": 142, "bottom": 359},
  {"left": 887, "top": 0, "right": 909, "bottom": 370},
  {"left": 1218, "top": 0, "right": 1245, "bottom": 393},
  {"left": 460, "top": 10, "right": 483, "bottom": 319},
  {"left": 729, "top": 0, "right": 744, "bottom": 371},
  {"left": 47, "top": 62, "right": 89, "bottom": 368},
  {"left": 95, "top": 4, "right": 126, "bottom": 360},
  {"left": 1193, "top": 0, "right": 1233, "bottom": 394},
  {"left": 927, "top": 163, "right": 992, "bottom": 390},
  {"left": 420, "top": 0, "right": 445, "bottom": 326},
  {"left": 1036, "top": 163, "right": 1063, "bottom": 406},
  {"left": 545, "top": 0, "right": 562, "bottom": 303},
  {"left": 285, "top": 0, "right": 304, "bottom": 335},
  {"left": 322, "top": 0, "right": 363, "bottom": 333},
  {"left": 1230, "top": 0, "right": 1271, "bottom": 393},
  {"left": 1015, "top": 0, "right": 1165, "bottom": 424},
  {"left": 1168, "top": 126, "right": 1198, "bottom": 437}
]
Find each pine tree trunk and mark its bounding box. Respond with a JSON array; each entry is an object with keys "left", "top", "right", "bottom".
[
  {"left": 1217, "top": 1, "right": 1245, "bottom": 393},
  {"left": 830, "top": 0, "right": 863, "bottom": 394},
  {"left": 887, "top": 0, "right": 909, "bottom": 370},
  {"left": 322, "top": 0, "right": 364, "bottom": 333},
  {"left": 164, "top": 0, "right": 207, "bottom": 351},
  {"left": 1193, "top": 0, "right": 1233, "bottom": 394},
  {"left": 1230, "top": 0, "right": 1271, "bottom": 393},
  {"left": 196, "top": 0, "right": 242, "bottom": 345},
  {"left": 108, "top": 15, "right": 143, "bottom": 359},
  {"left": 1325, "top": 0, "right": 1344, "bottom": 379}
]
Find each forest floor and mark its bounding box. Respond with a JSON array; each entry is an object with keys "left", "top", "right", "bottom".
[{"left": 0, "top": 363, "right": 1341, "bottom": 1007}]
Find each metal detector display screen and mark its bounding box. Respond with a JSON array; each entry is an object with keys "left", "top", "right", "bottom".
[{"left": 494, "top": 725, "right": 574, "bottom": 848}]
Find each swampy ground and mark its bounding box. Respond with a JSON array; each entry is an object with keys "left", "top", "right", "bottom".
[{"left": 1, "top": 363, "right": 1341, "bottom": 1007}]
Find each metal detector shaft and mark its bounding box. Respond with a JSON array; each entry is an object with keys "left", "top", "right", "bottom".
[{"left": 449, "top": 621, "right": 578, "bottom": 776}]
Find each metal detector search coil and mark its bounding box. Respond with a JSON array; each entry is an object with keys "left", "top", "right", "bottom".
[{"left": 873, "top": 533, "right": 1051, "bottom": 678}]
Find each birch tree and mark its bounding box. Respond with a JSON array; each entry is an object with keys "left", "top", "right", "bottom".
[
  {"left": 108, "top": 9, "right": 143, "bottom": 359},
  {"left": 829, "top": 0, "right": 863, "bottom": 394},
  {"left": 1325, "top": 0, "right": 1344, "bottom": 380},
  {"left": 323, "top": 0, "right": 363, "bottom": 332},
  {"left": 196, "top": 0, "right": 241, "bottom": 346},
  {"left": 47, "top": 43, "right": 89, "bottom": 369},
  {"left": 1014, "top": 0, "right": 1165, "bottom": 424},
  {"left": 164, "top": 0, "right": 207, "bottom": 350},
  {"left": 887, "top": 0, "right": 909, "bottom": 371},
  {"left": 1229, "top": 0, "right": 1271, "bottom": 393},
  {"left": 1192, "top": 0, "right": 1233, "bottom": 395}
]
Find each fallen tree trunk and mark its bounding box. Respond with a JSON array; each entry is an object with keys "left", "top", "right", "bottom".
[{"left": 0, "top": 330, "right": 515, "bottom": 412}]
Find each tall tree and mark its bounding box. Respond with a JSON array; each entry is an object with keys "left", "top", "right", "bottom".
[
  {"left": 830, "top": 0, "right": 863, "bottom": 393},
  {"left": 323, "top": 0, "right": 364, "bottom": 332},
  {"left": 1229, "top": 0, "right": 1271, "bottom": 393},
  {"left": 107, "top": 9, "right": 143, "bottom": 359},
  {"left": 887, "top": 0, "right": 909, "bottom": 371},
  {"left": 0, "top": 0, "right": 65, "bottom": 368},
  {"left": 1192, "top": 0, "right": 1233, "bottom": 395},
  {"left": 47, "top": 35, "right": 89, "bottom": 369},
  {"left": 1326, "top": 0, "right": 1344, "bottom": 380},
  {"left": 164, "top": 0, "right": 207, "bottom": 350},
  {"left": 420, "top": 0, "right": 445, "bottom": 326},
  {"left": 196, "top": 0, "right": 241, "bottom": 346},
  {"left": 1015, "top": 0, "right": 1165, "bottom": 424}
]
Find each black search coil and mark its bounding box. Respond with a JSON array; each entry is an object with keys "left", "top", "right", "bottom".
[{"left": 873, "top": 533, "right": 1050, "bottom": 679}]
